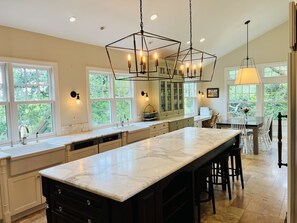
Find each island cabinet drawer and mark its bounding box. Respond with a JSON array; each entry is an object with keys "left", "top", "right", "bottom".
[
  {"left": 49, "top": 182, "right": 109, "bottom": 222},
  {"left": 51, "top": 198, "right": 107, "bottom": 223}
]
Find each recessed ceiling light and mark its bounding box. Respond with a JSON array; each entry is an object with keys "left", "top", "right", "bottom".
[
  {"left": 69, "top": 16, "right": 76, "bottom": 22},
  {"left": 200, "top": 38, "right": 205, "bottom": 43},
  {"left": 150, "top": 14, "right": 158, "bottom": 21},
  {"left": 186, "top": 41, "right": 190, "bottom": 45}
]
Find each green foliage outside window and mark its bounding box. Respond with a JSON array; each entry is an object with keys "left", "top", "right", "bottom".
[
  {"left": 91, "top": 101, "right": 111, "bottom": 125},
  {"left": 89, "top": 72, "right": 133, "bottom": 126},
  {"left": 264, "top": 83, "right": 288, "bottom": 119},
  {"left": 184, "top": 98, "right": 194, "bottom": 115},
  {"left": 0, "top": 106, "right": 7, "bottom": 141},
  {"left": 116, "top": 100, "right": 131, "bottom": 121},
  {"left": 228, "top": 85, "right": 257, "bottom": 117},
  {"left": 18, "top": 103, "right": 53, "bottom": 135}
]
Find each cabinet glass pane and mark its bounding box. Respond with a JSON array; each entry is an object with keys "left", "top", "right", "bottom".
[
  {"left": 160, "top": 81, "right": 166, "bottom": 112},
  {"left": 179, "top": 83, "right": 183, "bottom": 109},
  {"left": 167, "top": 82, "right": 172, "bottom": 111},
  {"left": 174, "top": 83, "right": 178, "bottom": 110}
]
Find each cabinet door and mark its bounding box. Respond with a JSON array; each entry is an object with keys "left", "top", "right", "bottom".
[{"left": 8, "top": 171, "right": 42, "bottom": 215}]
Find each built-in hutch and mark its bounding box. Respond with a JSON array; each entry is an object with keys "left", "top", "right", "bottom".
[{"left": 150, "top": 67, "right": 184, "bottom": 120}]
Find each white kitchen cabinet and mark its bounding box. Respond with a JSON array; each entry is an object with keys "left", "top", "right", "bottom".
[
  {"left": 150, "top": 123, "right": 169, "bottom": 137},
  {"left": 8, "top": 171, "right": 42, "bottom": 215}
]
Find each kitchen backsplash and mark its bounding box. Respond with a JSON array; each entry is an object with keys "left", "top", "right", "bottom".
[{"left": 61, "top": 123, "right": 89, "bottom": 135}]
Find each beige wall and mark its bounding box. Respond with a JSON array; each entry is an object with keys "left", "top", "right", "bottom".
[
  {"left": 0, "top": 25, "right": 149, "bottom": 131},
  {"left": 200, "top": 21, "right": 289, "bottom": 119}
]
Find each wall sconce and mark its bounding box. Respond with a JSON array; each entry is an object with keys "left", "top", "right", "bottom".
[
  {"left": 70, "top": 91, "right": 80, "bottom": 104},
  {"left": 198, "top": 91, "right": 204, "bottom": 97},
  {"left": 141, "top": 91, "right": 149, "bottom": 101}
]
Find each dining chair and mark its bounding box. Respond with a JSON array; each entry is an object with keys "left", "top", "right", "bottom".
[
  {"left": 202, "top": 113, "right": 220, "bottom": 128},
  {"left": 230, "top": 118, "right": 253, "bottom": 154},
  {"left": 258, "top": 114, "right": 273, "bottom": 151}
]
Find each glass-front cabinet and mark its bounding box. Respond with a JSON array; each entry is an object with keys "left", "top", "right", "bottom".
[
  {"left": 158, "top": 80, "right": 184, "bottom": 118},
  {"left": 150, "top": 66, "right": 184, "bottom": 119}
]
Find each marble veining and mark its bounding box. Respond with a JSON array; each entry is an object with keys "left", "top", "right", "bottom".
[{"left": 40, "top": 127, "right": 240, "bottom": 202}]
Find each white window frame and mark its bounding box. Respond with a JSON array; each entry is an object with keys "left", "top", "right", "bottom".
[
  {"left": 86, "top": 67, "right": 135, "bottom": 129},
  {"left": 0, "top": 57, "right": 60, "bottom": 146},
  {"left": 225, "top": 61, "right": 287, "bottom": 118},
  {"left": 183, "top": 81, "right": 198, "bottom": 115}
]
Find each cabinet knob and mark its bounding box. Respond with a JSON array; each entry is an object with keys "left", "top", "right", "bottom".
[
  {"left": 86, "top": 199, "right": 91, "bottom": 206},
  {"left": 58, "top": 206, "right": 63, "bottom": 212},
  {"left": 87, "top": 219, "right": 92, "bottom": 223},
  {"left": 58, "top": 189, "right": 62, "bottom": 194}
]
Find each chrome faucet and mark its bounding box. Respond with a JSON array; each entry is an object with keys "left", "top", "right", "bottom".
[{"left": 18, "top": 125, "right": 29, "bottom": 145}]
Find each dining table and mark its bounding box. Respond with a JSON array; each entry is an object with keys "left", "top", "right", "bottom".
[{"left": 216, "top": 116, "right": 272, "bottom": 155}]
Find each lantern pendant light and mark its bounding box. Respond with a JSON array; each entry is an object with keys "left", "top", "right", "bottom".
[
  {"left": 105, "top": 0, "right": 181, "bottom": 81},
  {"left": 165, "top": 0, "right": 217, "bottom": 82}
]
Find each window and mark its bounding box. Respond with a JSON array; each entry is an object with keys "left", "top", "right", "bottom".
[
  {"left": 0, "top": 64, "right": 8, "bottom": 142},
  {"left": 0, "top": 59, "right": 58, "bottom": 145},
  {"left": 184, "top": 82, "right": 197, "bottom": 115},
  {"left": 225, "top": 63, "right": 287, "bottom": 120},
  {"left": 228, "top": 85, "right": 257, "bottom": 117},
  {"left": 88, "top": 69, "right": 134, "bottom": 127}
]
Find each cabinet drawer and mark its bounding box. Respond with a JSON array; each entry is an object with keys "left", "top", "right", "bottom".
[
  {"left": 99, "top": 139, "right": 121, "bottom": 153},
  {"left": 67, "top": 145, "right": 98, "bottom": 162},
  {"left": 127, "top": 128, "right": 150, "bottom": 144},
  {"left": 51, "top": 183, "right": 108, "bottom": 215}
]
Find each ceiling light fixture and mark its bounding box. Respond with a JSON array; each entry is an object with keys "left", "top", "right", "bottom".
[
  {"left": 150, "top": 14, "right": 158, "bottom": 20},
  {"left": 186, "top": 41, "right": 191, "bottom": 45},
  {"left": 105, "top": 0, "right": 181, "bottom": 81},
  {"left": 69, "top": 16, "right": 76, "bottom": 22},
  {"left": 234, "top": 20, "right": 261, "bottom": 85},
  {"left": 165, "top": 0, "right": 217, "bottom": 82},
  {"left": 200, "top": 38, "right": 205, "bottom": 43}
]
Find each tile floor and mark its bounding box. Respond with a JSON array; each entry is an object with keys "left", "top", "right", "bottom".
[{"left": 13, "top": 138, "right": 288, "bottom": 223}]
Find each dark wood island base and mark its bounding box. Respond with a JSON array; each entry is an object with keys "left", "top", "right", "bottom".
[{"left": 42, "top": 134, "right": 239, "bottom": 223}]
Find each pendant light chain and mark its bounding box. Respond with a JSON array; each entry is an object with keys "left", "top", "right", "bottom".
[
  {"left": 189, "top": 0, "right": 193, "bottom": 49},
  {"left": 246, "top": 21, "right": 249, "bottom": 60},
  {"left": 140, "top": 0, "right": 144, "bottom": 32}
]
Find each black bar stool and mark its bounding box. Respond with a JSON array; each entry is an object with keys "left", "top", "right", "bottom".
[
  {"left": 211, "top": 152, "right": 232, "bottom": 200},
  {"left": 194, "top": 164, "right": 216, "bottom": 222},
  {"left": 229, "top": 147, "right": 244, "bottom": 189}
]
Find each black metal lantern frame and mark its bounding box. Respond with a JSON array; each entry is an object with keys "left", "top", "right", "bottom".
[
  {"left": 166, "top": 0, "right": 217, "bottom": 82},
  {"left": 105, "top": 0, "right": 181, "bottom": 81}
]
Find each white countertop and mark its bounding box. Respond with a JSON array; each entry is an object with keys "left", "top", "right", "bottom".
[
  {"left": 0, "top": 115, "right": 207, "bottom": 160},
  {"left": 40, "top": 127, "right": 240, "bottom": 202}
]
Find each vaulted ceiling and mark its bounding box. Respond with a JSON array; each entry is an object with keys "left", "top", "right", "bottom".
[{"left": 0, "top": 0, "right": 291, "bottom": 58}]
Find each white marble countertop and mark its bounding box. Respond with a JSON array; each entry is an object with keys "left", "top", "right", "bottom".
[
  {"left": 40, "top": 127, "right": 240, "bottom": 202},
  {"left": 0, "top": 115, "right": 204, "bottom": 159}
]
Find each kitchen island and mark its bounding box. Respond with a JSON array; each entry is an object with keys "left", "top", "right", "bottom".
[{"left": 40, "top": 127, "right": 240, "bottom": 223}]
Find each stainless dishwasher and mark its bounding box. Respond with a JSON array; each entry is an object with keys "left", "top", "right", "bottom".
[
  {"left": 98, "top": 133, "right": 122, "bottom": 153},
  {"left": 66, "top": 138, "right": 99, "bottom": 162}
]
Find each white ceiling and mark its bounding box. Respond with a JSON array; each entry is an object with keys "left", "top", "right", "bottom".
[{"left": 0, "top": 0, "right": 291, "bottom": 58}]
